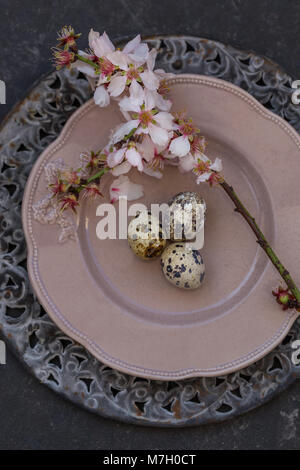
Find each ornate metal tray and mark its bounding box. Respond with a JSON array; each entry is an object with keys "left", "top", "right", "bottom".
[{"left": 1, "top": 35, "right": 300, "bottom": 426}]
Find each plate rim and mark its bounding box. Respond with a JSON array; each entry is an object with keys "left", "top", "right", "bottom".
[{"left": 22, "top": 73, "right": 300, "bottom": 380}]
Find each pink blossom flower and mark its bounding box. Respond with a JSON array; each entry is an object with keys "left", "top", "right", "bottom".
[
  {"left": 53, "top": 49, "right": 76, "bottom": 70},
  {"left": 190, "top": 134, "right": 207, "bottom": 155},
  {"left": 49, "top": 177, "right": 67, "bottom": 196},
  {"left": 60, "top": 194, "right": 79, "bottom": 213},
  {"left": 74, "top": 51, "right": 116, "bottom": 83},
  {"left": 272, "top": 286, "right": 296, "bottom": 310},
  {"left": 99, "top": 57, "right": 116, "bottom": 79},
  {"left": 157, "top": 78, "right": 170, "bottom": 97},
  {"left": 81, "top": 183, "right": 103, "bottom": 200},
  {"left": 61, "top": 169, "right": 81, "bottom": 185},
  {"left": 57, "top": 26, "right": 81, "bottom": 49},
  {"left": 79, "top": 150, "right": 106, "bottom": 174},
  {"left": 109, "top": 175, "right": 144, "bottom": 203}
]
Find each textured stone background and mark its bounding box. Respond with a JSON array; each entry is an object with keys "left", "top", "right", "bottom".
[{"left": 0, "top": 0, "right": 300, "bottom": 450}]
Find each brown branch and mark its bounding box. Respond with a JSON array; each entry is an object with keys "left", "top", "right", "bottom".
[{"left": 220, "top": 179, "right": 300, "bottom": 310}]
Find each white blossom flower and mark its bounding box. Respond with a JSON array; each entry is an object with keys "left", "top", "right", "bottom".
[
  {"left": 115, "top": 88, "right": 174, "bottom": 146},
  {"left": 178, "top": 153, "right": 197, "bottom": 172},
  {"left": 106, "top": 64, "right": 145, "bottom": 98},
  {"left": 107, "top": 144, "right": 143, "bottom": 172},
  {"left": 106, "top": 49, "right": 158, "bottom": 98},
  {"left": 193, "top": 154, "right": 223, "bottom": 184},
  {"left": 149, "top": 89, "right": 172, "bottom": 111},
  {"left": 107, "top": 74, "right": 128, "bottom": 97},
  {"left": 136, "top": 135, "right": 169, "bottom": 178},
  {"left": 94, "top": 85, "right": 110, "bottom": 107},
  {"left": 142, "top": 167, "right": 163, "bottom": 178},
  {"left": 88, "top": 29, "right": 115, "bottom": 57},
  {"left": 109, "top": 175, "right": 144, "bottom": 202},
  {"left": 69, "top": 30, "right": 223, "bottom": 198},
  {"left": 44, "top": 27, "right": 228, "bottom": 213},
  {"left": 123, "top": 34, "right": 149, "bottom": 64},
  {"left": 169, "top": 135, "right": 190, "bottom": 157},
  {"left": 210, "top": 157, "right": 222, "bottom": 172},
  {"left": 84, "top": 33, "right": 169, "bottom": 109},
  {"left": 110, "top": 120, "right": 140, "bottom": 144},
  {"left": 107, "top": 34, "right": 149, "bottom": 69},
  {"left": 138, "top": 48, "right": 160, "bottom": 91},
  {"left": 169, "top": 118, "right": 200, "bottom": 157},
  {"left": 86, "top": 30, "right": 119, "bottom": 106},
  {"left": 111, "top": 161, "right": 132, "bottom": 176},
  {"left": 104, "top": 38, "right": 165, "bottom": 99},
  {"left": 120, "top": 80, "right": 171, "bottom": 113}
]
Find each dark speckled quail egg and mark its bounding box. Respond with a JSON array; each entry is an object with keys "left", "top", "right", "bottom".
[
  {"left": 128, "top": 210, "right": 166, "bottom": 260},
  {"left": 167, "top": 192, "right": 206, "bottom": 241},
  {"left": 161, "top": 243, "right": 205, "bottom": 289}
]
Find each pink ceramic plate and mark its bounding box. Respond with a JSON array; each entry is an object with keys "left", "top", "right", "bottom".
[{"left": 22, "top": 75, "right": 300, "bottom": 380}]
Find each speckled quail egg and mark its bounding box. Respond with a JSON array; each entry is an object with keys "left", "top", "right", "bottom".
[
  {"left": 166, "top": 192, "right": 206, "bottom": 241},
  {"left": 128, "top": 210, "right": 166, "bottom": 260},
  {"left": 160, "top": 243, "right": 205, "bottom": 289}
]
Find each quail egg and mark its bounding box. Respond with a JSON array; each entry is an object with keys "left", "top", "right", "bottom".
[
  {"left": 161, "top": 243, "right": 205, "bottom": 289},
  {"left": 128, "top": 210, "right": 166, "bottom": 260},
  {"left": 166, "top": 192, "right": 206, "bottom": 241}
]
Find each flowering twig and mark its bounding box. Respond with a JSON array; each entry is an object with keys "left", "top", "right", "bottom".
[
  {"left": 87, "top": 166, "right": 109, "bottom": 183},
  {"left": 220, "top": 180, "right": 300, "bottom": 310}
]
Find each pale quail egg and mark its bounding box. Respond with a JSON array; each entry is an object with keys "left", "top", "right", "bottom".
[
  {"left": 128, "top": 210, "right": 166, "bottom": 260},
  {"left": 161, "top": 243, "right": 205, "bottom": 289},
  {"left": 166, "top": 192, "right": 206, "bottom": 241}
]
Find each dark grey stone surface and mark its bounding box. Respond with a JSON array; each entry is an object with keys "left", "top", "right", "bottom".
[{"left": 0, "top": 0, "right": 300, "bottom": 450}]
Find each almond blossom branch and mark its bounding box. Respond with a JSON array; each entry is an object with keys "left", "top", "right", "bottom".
[
  {"left": 49, "top": 26, "right": 300, "bottom": 310},
  {"left": 220, "top": 179, "right": 300, "bottom": 310}
]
